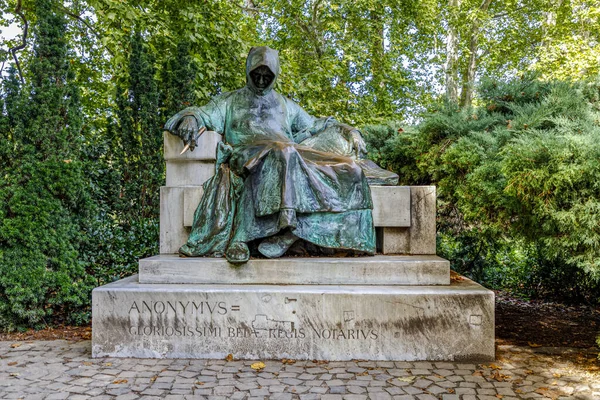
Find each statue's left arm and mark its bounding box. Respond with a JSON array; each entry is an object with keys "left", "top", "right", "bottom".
[
  {"left": 286, "top": 98, "right": 315, "bottom": 143},
  {"left": 286, "top": 98, "right": 367, "bottom": 158}
]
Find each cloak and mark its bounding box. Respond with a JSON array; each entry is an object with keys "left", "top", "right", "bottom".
[{"left": 166, "top": 46, "right": 396, "bottom": 258}]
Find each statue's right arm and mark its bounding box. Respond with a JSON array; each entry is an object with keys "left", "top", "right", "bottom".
[
  {"left": 164, "top": 108, "right": 205, "bottom": 145},
  {"left": 164, "top": 94, "right": 230, "bottom": 144}
]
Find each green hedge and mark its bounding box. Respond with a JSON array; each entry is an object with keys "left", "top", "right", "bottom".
[{"left": 363, "top": 76, "right": 600, "bottom": 303}]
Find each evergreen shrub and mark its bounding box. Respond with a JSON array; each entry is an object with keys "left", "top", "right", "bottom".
[
  {"left": 363, "top": 76, "right": 600, "bottom": 304},
  {"left": 0, "top": 0, "right": 95, "bottom": 330}
]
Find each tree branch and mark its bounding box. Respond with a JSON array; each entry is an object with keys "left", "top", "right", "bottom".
[
  {"left": 0, "top": 53, "right": 6, "bottom": 76},
  {"left": 493, "top": 5, "right": 525, "bottom": 19},
  {"left": 237, "top": 5, "right": 277, "bottom": 18},
  {"left": 59, "top": 5, "right": 115, "bottom": 57},
  {"left": 9, "top": 0, "right": 28, "bottom": 84}
]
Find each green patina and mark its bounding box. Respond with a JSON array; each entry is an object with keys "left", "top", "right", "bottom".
[{"left": 165, "top": 46, "right": 397, "bottom": 263}]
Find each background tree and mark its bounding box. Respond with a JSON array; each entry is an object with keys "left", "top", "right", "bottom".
[{"left": 0, "top": 0, "right": 93, "bottom": 329}]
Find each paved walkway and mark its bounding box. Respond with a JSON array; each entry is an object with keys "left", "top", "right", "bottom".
[{"left": 0, "top": 341, "right": 598, "bottom": 400}]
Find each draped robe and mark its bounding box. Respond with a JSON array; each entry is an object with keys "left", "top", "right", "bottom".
[{"left": 165, "top": 47, "right": 396, "bottom": 258}]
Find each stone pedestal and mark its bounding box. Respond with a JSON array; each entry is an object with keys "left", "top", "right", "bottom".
[
  {"left": 91, "top": 131, "right": 495, "bottom": 361},
  {"left": 92, "top": 275, "right": 494, "bottom": 361}
]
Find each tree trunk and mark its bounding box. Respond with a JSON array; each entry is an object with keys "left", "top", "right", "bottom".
[
  {"left": 459, "top": 0, "right": 493, "bottom": 108},
  {"left": 370, "top": 8, "right": 386, "bottom": 112},
  {"left": 445, "top": 0, "right": 461, "bottom": 104}
]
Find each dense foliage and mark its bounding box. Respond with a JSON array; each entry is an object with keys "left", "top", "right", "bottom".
[
  {"left": 0, "top": 0, "right": 598, "bottom": 346},
  {"left": 363, "top": 78, "right": 600, "bottom": 303},
  {"left": 0, "top": 0, "right": 94, "bottom": 329}
]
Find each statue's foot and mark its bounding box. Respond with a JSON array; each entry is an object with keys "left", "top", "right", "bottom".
[
  {"left": 258, "top": 230, "right": 299, "bottom": 258},
  {"left": 225, "top": 242, "right": 250, "bottom": 264}
]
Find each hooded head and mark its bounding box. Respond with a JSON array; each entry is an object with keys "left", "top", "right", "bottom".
[{"left": 246, "top": 46, "right": 280, "bottom": 95}]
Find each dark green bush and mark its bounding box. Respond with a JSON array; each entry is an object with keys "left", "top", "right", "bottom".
[
  {"left": 0, "top": 0, "right": 95, "bottom": 330},
  {"left": 0, "top": 5, "right": 165, "bottom": 330},
  {"left": 363, "top": 76, "right": 600, "bottom": 304}
]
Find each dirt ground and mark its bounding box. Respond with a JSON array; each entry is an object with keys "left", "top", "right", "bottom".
[
  {"left": 1, "top": 291, "right": 599, "bottom": 351},
  {"left": 494, "top": 291, "right": 600, "bottom": 349}
]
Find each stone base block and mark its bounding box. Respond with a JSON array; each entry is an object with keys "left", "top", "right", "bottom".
[
  {"left": 92, "top": 276, "right": 494, "bottom": 361},
  {"left": 166, "top": 161, "right": 215, "bottom": 187},
  {"left": 381, "top": 186, "right": 436, "bottom": 255},
  {"left": 139, "top": 255, "right": 450, "bottom": 285}
]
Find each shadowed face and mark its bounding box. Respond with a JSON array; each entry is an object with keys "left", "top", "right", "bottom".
[{"left": 250, "top": 66, "right": 275, "bottom": 90}]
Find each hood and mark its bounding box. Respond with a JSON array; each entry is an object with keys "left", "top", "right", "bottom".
[{"left": 246, "top": 46, "right": 280, "bottom": 95}]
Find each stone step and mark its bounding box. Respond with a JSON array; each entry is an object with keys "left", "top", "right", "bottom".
[
  {"left": 138, "top": 255, "right": 450, "bottom": 285},
  {"left": 92, "top": 275, "right": 494, "bottom": 361}
]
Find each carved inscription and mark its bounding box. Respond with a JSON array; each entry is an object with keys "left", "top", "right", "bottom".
[
  {"left": 127, "top": 299, "right": 380, "bottom": 341},
  {"left": 129, "top": 300, "right": 228, "bottom": 316}
]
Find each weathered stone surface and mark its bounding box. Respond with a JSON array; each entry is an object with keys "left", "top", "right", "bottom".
[
  {"left": 159, "top": 187, "right": 189, "bottom": 255},
  {"left": 163, "top": 131, "right": 221, "bottom": 161},
  {"left": 182, "top": 187, "right": 205, "bottom": 228},
  {"left": 369, "top": 186, "right": 410, "bottom": 227},
  {"left": 92, "top": 275, "right": 494, "bottom": 361},
  {"left": 165, "top": 161, "right": 215, "bottom": 187},
  {"left": 138, "top": 255, "right": 450, "bottom": 285},
  {"left": 381, "top": 227, "right": 410, "bottom": 255},
  {"left": 382, "top": 186, "right": 436, "bottom": 255}
]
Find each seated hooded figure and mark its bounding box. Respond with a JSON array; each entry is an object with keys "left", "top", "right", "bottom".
[{"left": 165, "top": 46, "right": 398, "bottom": 263}]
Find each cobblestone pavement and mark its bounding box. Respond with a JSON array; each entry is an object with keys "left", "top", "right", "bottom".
[{"left": 0, "top": 341, "right": 598, "bottom": 400}]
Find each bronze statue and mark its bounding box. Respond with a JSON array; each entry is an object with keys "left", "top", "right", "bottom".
[{"left": 165, "top": 46, "right": 397, "bottom": 263}]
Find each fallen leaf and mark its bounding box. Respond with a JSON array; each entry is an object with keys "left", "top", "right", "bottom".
[
  {"left": 7, "top": 362, "right": 17, "bottom": 366},
  {"left": 472, "top": 370, "right": 484, "bottom": 376},
  {"left": 490, "top": 370, "right": 511, "bottom": 382},
  {"left": 495, "top": 395, "right": 503, "bottom": 399},
  {"left": 225, "top": 354, "right": 233, "bottom": 362},
  {"left": 104, "top": 362, "right": 112, "bottom": 367},
  {"left": 196, "top": 381, "right": 204, "bottom": 385},
  {"left": 251, "top": 361, "right": 265, "bottom": 370},
  {"left": 447, "top": 388, "right": 455, "bottom": 394},
  {"left": 397, "top": 376, "right": 415, "bottom": 382},
  {"left": 524, "top": 369, "right": 534, "bottom": 375},
  {"left": 9, "top": 373, "right": 19, "bottom": 377},
  {"left": 515, "top": 389, "right": 523, "bottom": 394},
  {"left": 281, "top": 358, "right": 296, "bottom": 365},
  {"left": 112, "top": 379, "right": 128, "bottom": 384},
  {"left": 450, "top": 271, "right": 465, "bottom": 282},
  {"left": 10, "top": 343, "right": 21, "bottom": 348},
  {"left": 83, "top": 362, "right": 93, "bottom": 366},
  {"left": 528, "top": 342, "right": 543, "bottom": 348},
  {"left": 489, "top": 363, "right": 502, "bottom": 370},
  {"left": 535, "top": 387, "right": 562, "bottom": 400},
  {"left": 150, "top": 375, "right": 157, "bottom": 383}
]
